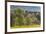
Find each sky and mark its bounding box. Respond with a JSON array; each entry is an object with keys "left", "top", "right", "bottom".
[{"left": 10, "top": 5, "right": 41, "bottom": 12}]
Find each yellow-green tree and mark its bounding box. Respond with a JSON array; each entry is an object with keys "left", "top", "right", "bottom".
[{"left": 14, "top": 8, "right": 24, "bottom": 26}]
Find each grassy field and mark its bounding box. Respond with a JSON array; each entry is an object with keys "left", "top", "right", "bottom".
[{"left": 11, "top": 24, "right": 40, "bottom": 28}]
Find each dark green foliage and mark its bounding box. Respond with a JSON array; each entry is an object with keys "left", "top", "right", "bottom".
[{"left": 36, "top": 15, "right": 40, "bottom": 21}]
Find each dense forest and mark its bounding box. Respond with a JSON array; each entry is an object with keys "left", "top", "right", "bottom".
[{"left": 10, "top": 8, "right": 40, "bottom": 28}]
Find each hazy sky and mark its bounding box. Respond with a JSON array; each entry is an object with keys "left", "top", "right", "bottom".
[{"left": 10, "top": 5, "right": 41, "bottom": 12}]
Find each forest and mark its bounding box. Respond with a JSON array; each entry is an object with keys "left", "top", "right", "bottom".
[{"left": 10, "top": 8, "right": 40, "bottom": 28}]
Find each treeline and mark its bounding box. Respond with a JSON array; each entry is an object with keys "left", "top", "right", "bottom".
[{"left": 10, "top": 8, "right": 40, "bottom": 27}]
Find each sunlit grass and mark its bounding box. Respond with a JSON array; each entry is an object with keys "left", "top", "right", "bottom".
[{"left": 11, "top": 24, "right": 40, "bottom": 28}]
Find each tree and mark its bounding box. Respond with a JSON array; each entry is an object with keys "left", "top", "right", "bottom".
[
  {"left": 14, "top": 8, "right": 24, "bottom": 15},
  {"left": 14, "top": 8, "right": 24, "bottom": 26},
  {"left": 10, "top": 11, "right": 16, "bottom": 27}
]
